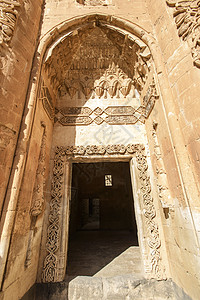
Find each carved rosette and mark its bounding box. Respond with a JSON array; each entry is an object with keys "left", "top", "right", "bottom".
[
  {"left": 166, "top": 0, "right": 200, "bottom": 67},
  {"left": 136, "top": 147, "right": 163, "bottom": 278},
  {"left": 30, "top": 124, "right": 47, "bottom": 216},
  {"left": 0, "top": 0, "right": 20, "bottom": 46},
  {"left": 42, "top": 144, "right": 163, "bottom": 282}
]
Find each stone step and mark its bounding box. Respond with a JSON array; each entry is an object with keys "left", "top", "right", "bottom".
[
  {"left": 68, "top": 276, "right": 192, "bottom": 300},
  {"left": 22, "top": 276, "right": 192, "bottom": 300}
]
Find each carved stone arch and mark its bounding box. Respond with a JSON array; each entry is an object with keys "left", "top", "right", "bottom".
[
  {"left": 31, "top": 13, "right": 170, "bottom": 284},
  {"left": 19, "top": 13, "right": 183, "bottom": 286}
]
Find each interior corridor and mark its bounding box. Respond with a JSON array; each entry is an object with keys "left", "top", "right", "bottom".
[{"left": 66, "top": 162, "right": 143, "bottom": 280}]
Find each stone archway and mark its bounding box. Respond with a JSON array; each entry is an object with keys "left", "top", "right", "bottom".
[
  {"left": 36, "top": 15, "right": 169, "bottom": 284},
  {"left": 20, "top": 14, "right": 174, "bottom": 286}
]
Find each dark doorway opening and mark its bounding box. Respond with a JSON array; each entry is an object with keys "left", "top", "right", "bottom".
[{"left": 66, "top": 161, "right": 141, "bottom": 279}]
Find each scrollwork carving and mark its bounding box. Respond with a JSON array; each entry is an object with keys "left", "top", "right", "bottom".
[
  {"left": 42, "top": 147, "right": 65, "bottom": 282},
  {"left": 166, "top": 0, "right": 200, "bottom": 67},
  {"left": 136, "top": 147, "right": 163, "bottom": 278},
  {"left": 42, "top": 144, "right": 164, "bottom": 282},
  {"left": 152, "top": 123, "right": 174, "bottom": 210},
  {"left": 55, "top": 83, "right": 159, "bottom": 126},
  {"left": 30, "top": 123, "right": 47, "bottom": 216},
  {"left": 76, "top": 0, "right": 112, "bottom": 5},
  {"left": 40, "top": 83, "right": 55, "bottom": 120},
  {"left": 0, "top": 0, "right": 20, "bottom": 46}
]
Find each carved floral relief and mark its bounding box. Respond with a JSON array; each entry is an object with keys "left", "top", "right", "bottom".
[
  {"left": 30, "top": 123, "right": 47, "bottom": 216},
  {"left": 42, "top": 144, "right": 163, "bottom": 282},
  {"left": 40, "top": 83, "right": 55, "bottom": 121},
  {"left": 44, "top": 26, "right": 151, "bottom": 94},
  {"left": 166, "top": 0, "right": 200, "bottom": 67},
  {"left": 76, "top": 0, "right": 112, "bottom": 5},
  {"left": 0, "top": 0, "right": 20, "bottom": 46}
]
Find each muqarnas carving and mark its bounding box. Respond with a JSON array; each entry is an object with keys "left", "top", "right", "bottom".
[
  {"left": 76, "top": 0, "right": 112, "bottom": 5},
  {"left": 0, "top": 0, "right": 20, "bottom": 46},
  {"left": 166, "top": 0, "right": 200, "bottom": 67},
  {"left": 54, "top": 76, "right": 158, "bottom": 126},
  {"left": 44, "top": 26, "right": 151, "bottom": 95}
]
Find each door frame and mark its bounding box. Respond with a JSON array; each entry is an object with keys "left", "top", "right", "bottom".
[{"left": 41, "top": 144, "right": 164, "bottom": 282}]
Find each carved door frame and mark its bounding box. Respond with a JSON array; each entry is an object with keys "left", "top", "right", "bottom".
[{"left": 41, "top": 144, "right": 164, "bottom": 283}]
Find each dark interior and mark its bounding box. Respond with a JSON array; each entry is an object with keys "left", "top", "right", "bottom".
[{"left": 66, "top": 161, "right": 139, "bottom": 277}]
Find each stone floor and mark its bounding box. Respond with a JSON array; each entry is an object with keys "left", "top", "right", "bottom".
[
  {"left": 22, "top": 230, "right": 192, "bottom": 299},
  {"left": 66, "top": 230, "right": 143, "bottom": 280}
]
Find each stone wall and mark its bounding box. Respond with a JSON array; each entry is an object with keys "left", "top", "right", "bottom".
[
  {"left": 0, "top": 0, "right": 200, "bottom": 299},
  {"left": 0, "top": 0, "right": 44, "bottom": 299},
  {"left": 145, "top": 0, "right": 200, "bottom": 298},
  {"left": 0, "top": 0, "right": 43, "bottom": 213}
]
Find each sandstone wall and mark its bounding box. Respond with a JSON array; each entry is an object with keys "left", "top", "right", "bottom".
[
  {"left": 40, "top": 0, "right": 152, "bottom": 36},
  {"left": 0, "top": 0, "right": 44, "bottom": 299},
  {"left": 1, "top": 0, "right": 200, "bottom": 299},
  {"left": 145, "top": 0, "right": 200, "bottom": 298},
  {"left": 0, "top": 0, "right": 43, "bottom": 214}
]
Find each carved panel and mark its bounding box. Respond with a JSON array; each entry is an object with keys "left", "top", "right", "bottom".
[
  {"left": 40, "top": 84, "right": 55, "bottom": 120},
  {"left": 136, "top": 147, "right": 163, "bottom": 278},
  {"left": 142, "top": 77, "right": 159, "bottom": 118},
  {"left": 42, "top": 144, "right": 163, "bottom": 282},
  {"left": 166, "top": 0, "right": 200, "bottom": 67},
  {"left": 44, "top": 26, "right": 151, "bottom": 93},
  {"left": 152, "top": 123, "right": 174, "bottom": 210},
  {"left": 55, "top": 79, "right": 159, "bottom": 127},
  {"left": 30, "top": 123, "right": 47, "bottom": 216},
  {"left": 0, "top": 0, "right": 20, "bottom": 46},
  {"left": 105, "top": 115, "right": 138, "bottom": 125},
  {"left": 59, "top": 116, "right": 93, "bottom": 126},
  {"left": 76, "top": 0, "right": 112, "bottom": 5},
  {"left": 60, "top": 107, "right": 92, "bottom": 116}
]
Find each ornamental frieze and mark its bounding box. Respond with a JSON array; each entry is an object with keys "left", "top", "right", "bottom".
[
  {"left": 55, "top": 106, "right": 145, "bottom": 126},
  {"left": 54, "top": 77, "right": 158, "bottom": 126},
  {"left": 166, "top": 0, "right": 200, "bottom": 67},
  {"left": 76, "top": 0, "right": 112, "bottom": 6},
  {"left": 40, "top": 84, "right": 55, "bottom": 120},
  {"left": 30, "top": 123, "right": 47, "bottom": 216},
  {"left": 59, "top": 116, "right": 93, "bottom": 126},
  {"left": 0, "top": 0, "right": 20, "bottom": 46}
]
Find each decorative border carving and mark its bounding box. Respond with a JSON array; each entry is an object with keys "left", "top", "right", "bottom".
[
  {"left": 0, "top": 0, "right": 20, "bottom": 46},
  {"left": 42, "top": 144, "right": 163, "bottom": 282},
  {"left": 54, "top": 77, "right": 158, "bottom": 126},
  {"left": 76, "top": 0, "right": 112, "bottom": 6},
  {"left": 55, "top": 95, "right": 158, "bottom": 127},
  {"left": 166, "top": 0, "right": 200, "bottom": 67},
  {"left": 40, "top": 84, "right": 55, "bottom": 120},
  {"left": 136, "top": 147, "right": 163, "bottom": 278},
  {"left": 30, "top": 123, "right": 47, "bottom": 216}
]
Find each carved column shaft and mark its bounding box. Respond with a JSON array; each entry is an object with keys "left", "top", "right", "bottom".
[{"left": 30, "top": 123, "right": 47, "bottom": 216}]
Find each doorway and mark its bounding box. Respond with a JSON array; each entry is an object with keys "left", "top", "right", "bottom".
[{"left": 66, "top": 161, "right": 142, "bottom": 279}]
